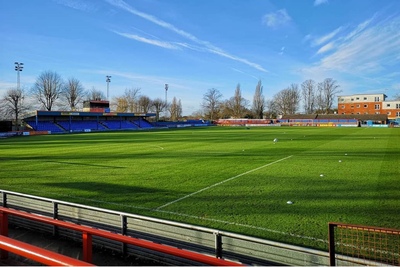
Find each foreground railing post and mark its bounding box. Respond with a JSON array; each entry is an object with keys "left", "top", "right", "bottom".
[
  {"left": 214, "top": 231, "right": 222, "bottom": 259},
  {"left": 328, "top": 223, "right": 336, "bottom": 266},
  {"left": 1, "top": 192, "right": 6, "bottom": 208},
  {"left": 82, "top": 232, "right": 93, "bottom": 263},
  {"left": 0, "top": 211, "right": 9, "bottom": 259},
  {"left": 52, "top": 202, "right": 59, "bottom": 237},
  {"left": 121, "top": 215, "right": 127, "bottom": 256}
]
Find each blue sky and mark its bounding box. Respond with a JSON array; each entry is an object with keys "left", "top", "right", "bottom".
[{"left": 1, "top": 0, "right": 400, "bottom": 115}]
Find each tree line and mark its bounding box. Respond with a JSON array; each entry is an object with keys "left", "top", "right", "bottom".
[
  {"left": 201, "top": 78, "right": 342, "bottom": 120},
  {"left": 1, "top": 69, "right": 344, "bottom": 130},
  {"left": 0, "top": 70, "right": 182, "bottom": 128}
]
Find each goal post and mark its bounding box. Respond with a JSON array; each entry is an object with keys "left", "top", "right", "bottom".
[{"left": 328, "top": 222, "right": 400, "bottom": 266}]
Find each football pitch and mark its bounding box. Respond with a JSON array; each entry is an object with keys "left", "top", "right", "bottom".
[{"left": 1, "top": 126, "right": 399, "bottom": 250}]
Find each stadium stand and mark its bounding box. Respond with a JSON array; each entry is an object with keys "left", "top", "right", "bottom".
[
  {"left": 25, "top": 121, "right": 65, "bottom": 133},
  {"left": 23, "top": 111, "right": 156, "bottom": 134},
  {"left": 101, "top": 120, "right": 139, "bottom": 130},
  {"left": 135, "top": 118, "right": 154, "bottom": 128}
]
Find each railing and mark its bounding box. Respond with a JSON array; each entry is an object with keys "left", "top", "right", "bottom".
[
  {"left": 329, "top": 222, "right": 400, "bottom": 266},
  {"left": 0, "top": 207, "right": 241, "bottom": 266},
  {"left": 0, "top": 189, "right": 332, "bottom": 266},
  {"left": 0, "top": 235, "right": 94, "bottom": 266}
]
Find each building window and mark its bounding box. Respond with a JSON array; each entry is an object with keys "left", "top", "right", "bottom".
[
  {"left": 351, "top": 98, "right": 354, "bottom": 101},
  {"left": 356, "top": 104, "right": 360, "bottom": 108},
  {"left": 387, "top": 112, "right": 391, "bottom": 115},
  {"left": 351, "top": 105, "right": 354, "bottom": 108},
  {"left": 374, "top": 97, "right": 380, "bottom": 101},
  {"left": 363, "top": 97, "right": 367, "bottom": 100},
  {"left": 396, "top": 104, "right": 400, "bottom": 109},
  {"left": 375, "top": 112, "right": 380, "bottom": 114},
  {"left": 364, "top": 104, "right": 368, "bottom": 108},
  {"left": 356, "top": 112, "right": 360, "bottom": 114},
  {"left": 341, "top": 105, "right": 345, "bottom": 109},
  {"left": 387, "top": 104, "right": 391, "bottom": 107},
  {"left": 340, "top": 98, "right": 344, "bottom": 102},
  {"left": 374, "top": 104, "right": 380, "bottom": 110},
  {"left": 356, "top": 97, "right": 360, "bottom": 100},
  {"left": 397, "top": 112, "right": 400, "bottom": 116}
]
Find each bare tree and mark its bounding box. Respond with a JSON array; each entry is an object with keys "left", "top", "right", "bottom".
[
  {"left": 169, "top": 97, "right": 182, "bottom": 121},
  {"left": 230, "top": 83, "right": 249, "bottom": 118},
  {"left": 273, "top": 84, "right": 300, "bottom": 115},
  {"left": 151, "top": 98, "right": 167, "bottom": 121},
  {"left": 138, "top": 95, "right": 152, "bottom": 113},
  {"left": 202, "top": 88, "right": 223, "bottom": 121},
  {"left": 220, "top": 99, "right": 234, "bottom": 119},
  {"left": 177, "top": 99, "right": 182, "bottom": 119},
  {"left": 265, "top": 99, "right": 277, "bottom": 119},
  {"left": 252, "top": 80, "right": 265, "bottom": 119},
  {"left": 317, "top": 78, "right": 341, "bottom": 114},
  {"left": 88, "top": 87, "right": 105, "bottom": 101},
  {"left": 393, "top": 92, "right": 400, "bottom": 100},
  {"left": 124, "top": 87, "right": 141, "bottom": 112},
  {"left": 31, "top": 71, "right": 63, "bottom": 111},
  {"left": 301, "top": 79, "right": 316, "bottom": 114},
  {"left": 1, "top": 88, "right": 27, "bottom": 130},
  {"left": 112, "top": 96, "right": 129, "bottom": 112},
  {"left": 62, "top": 77, "right": 86, "bottom": 111}
]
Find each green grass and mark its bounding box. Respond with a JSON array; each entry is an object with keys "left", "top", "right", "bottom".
[{"left": 1, "top": 127, "right": 399, "bottom": 250}]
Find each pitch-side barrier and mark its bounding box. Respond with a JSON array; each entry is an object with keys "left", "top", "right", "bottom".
[{"left": 0, "top": 206, "right": 242, "bottom": 266}]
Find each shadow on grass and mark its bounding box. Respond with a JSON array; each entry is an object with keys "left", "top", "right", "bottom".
[{"left": 42, "top": 181, "right": 169, "bottom": 196}]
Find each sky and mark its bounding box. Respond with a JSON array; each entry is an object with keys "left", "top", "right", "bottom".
[{"left": 1, "top": 0, "right": 400, "bottom": 115}]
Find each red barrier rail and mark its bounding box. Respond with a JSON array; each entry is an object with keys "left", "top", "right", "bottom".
[
  {"left": 0, "top": 235, "right": 94, "bottom": 266},
  {"left": 0, "top": 207, "right": 243, "bottom": 266}
]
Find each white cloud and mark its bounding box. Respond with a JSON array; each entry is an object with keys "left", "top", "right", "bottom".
[
  {"left": 113, "top": 31, "right": 180, "bottom": 49},
  {"left": 313, "top": 27, "right": 343, "bottom": 46},
  {"left": 262, "top": 9, "right": 291, "bottom": 29},
  {"left": 106, "top": 0, "right": 268, "bottom": 73},
  {"left": 314, "top": 0, "right": 328, "bottom": 6},
  {"left": 54, "top": 0, "right": 98, "bottom": 12},
  {"left": 316, "top": 42, "right": 335, "bottom": 54},
  {"left": 307, "top": 14, "right": 400, "bottom": 75}
]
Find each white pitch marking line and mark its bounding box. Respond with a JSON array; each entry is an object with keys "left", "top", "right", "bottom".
[
  {"left": 156, "top": 155, "right": 293, "bottom": 210},
  {"left": 23, "top": 184, "right": 327, "bottom": 244},
  {"left": 156, "top": 209, "right": 328, "bottom": 244}
]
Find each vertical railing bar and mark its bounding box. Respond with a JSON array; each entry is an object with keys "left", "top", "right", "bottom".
[
  {"left": 121, "top": 215, "right": 127, "bottom": 257},
  {"left": 2, "top": 192, "right": 6, "bottom": 208},
  {"left": 214, "top": 231, "right": 222, "bottom": 259},
  {"left": 82, "top": 232, "right": 93, "bottom": 263},
  {"left": 52, "top": 202, "right": 59, "bottom": 237},
  {"left": 328, "top": 223, "right": 336, "bottom": 266},
  {"left": 0, "top": 212, "right": 9, "bottom": 259}
]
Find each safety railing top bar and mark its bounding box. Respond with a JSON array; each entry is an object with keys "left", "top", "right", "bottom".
[{"left": 1, "top": 189, "right": 329, "bottom": 265}]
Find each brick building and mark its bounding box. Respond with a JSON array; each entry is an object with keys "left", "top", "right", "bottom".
[{"left": 337, "top": 93, "right": 400, "bottom": 120}]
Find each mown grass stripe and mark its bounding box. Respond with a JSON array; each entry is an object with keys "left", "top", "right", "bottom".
[{"left": 156, "top": 155, "right": 293, "bottom": 210}]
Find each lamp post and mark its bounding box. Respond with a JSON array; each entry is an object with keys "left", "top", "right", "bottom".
[
  {"left": 14, "top": 62, "right": 24, "bottom": 90},
  {"left": 165, "top": 84, "right": 169, "bottom": 119},
  {"left": 165, "top": 84, "right": 168, "bottom": 104},
  {"left": 106, "top": 76, "right": 111, "bottom": 100}
]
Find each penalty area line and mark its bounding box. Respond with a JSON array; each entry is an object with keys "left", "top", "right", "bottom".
[{"left": 156, "top": 155, "right": 293, "bottom": 210}]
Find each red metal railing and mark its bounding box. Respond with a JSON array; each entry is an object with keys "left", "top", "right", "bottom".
[
  {"left": 0, "top": 235, "right": 94, "bottom": 266},
  {"left": 0, "top": 207, "right": 243, "bottom": 266}
]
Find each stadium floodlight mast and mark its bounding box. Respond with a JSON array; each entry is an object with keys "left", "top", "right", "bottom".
[
  {"left": 15, "top": 62, "right": 24, "bottom": 90},
  {"left": 165, "top": 83, "right": 169, "bottom": 118},
  {"left": 165, "top": 83, "right": 168, "bottom": 104},
  {"left": 106, "top": 75, "right": 111, "bottom": 100}
]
